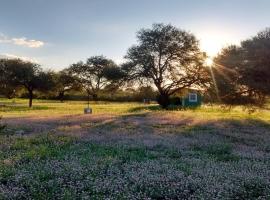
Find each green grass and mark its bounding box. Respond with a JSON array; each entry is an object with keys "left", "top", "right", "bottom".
[
  {"left": 0, "top": 98, "right": 147, "bottom": 117},
  {"left": 193, "top": 143, "right": 240, "bottom": 161},
  {"left": 0, "top": 98, "right": 270, "bottom": 123},
  {"left": 1, "top": 132, "right": 269, "bottom": 199},
  {"left": 1, "top": 98, "right": 270, "bottom": 123},
  {"left": 0, "top": 98, "right": 270, "bottom": 199}
]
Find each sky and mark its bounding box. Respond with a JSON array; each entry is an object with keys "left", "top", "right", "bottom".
[{"left": 0, "top": 0, "right": 269, "bottom": 70}]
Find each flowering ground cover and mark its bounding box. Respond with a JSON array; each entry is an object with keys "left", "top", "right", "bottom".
[{"left": 0, "top": 99, "right": 270, "bottom": 199}]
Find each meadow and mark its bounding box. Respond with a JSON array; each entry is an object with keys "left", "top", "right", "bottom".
[{"left": 0, "top": 98, "right": 270, "bottom": 199}]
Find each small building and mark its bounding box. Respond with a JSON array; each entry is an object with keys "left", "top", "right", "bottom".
[{"left": 172, "top": 88, "right": 202, "bottom": 108}]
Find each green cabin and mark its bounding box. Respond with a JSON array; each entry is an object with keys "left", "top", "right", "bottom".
[{"left": 171, "top": 88, "right": 202, "bottom": 108}]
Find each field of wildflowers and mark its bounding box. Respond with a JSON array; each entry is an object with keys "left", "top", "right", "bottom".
[{"left": 0, "top": 99, "right": 270, "bottom": 199}]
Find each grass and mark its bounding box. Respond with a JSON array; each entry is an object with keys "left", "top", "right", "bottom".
[
  {"left": 1, "top": 98, "right": 270, "bottom": 122},
  {"left": 193, "top": 143, "right": 240, "bottom": 161},
  {"left": 0, "top": 98, "right": 270, "bottom": 199},
  {"left": 0, "top": 98, "right": 146, "bottom": 117}
]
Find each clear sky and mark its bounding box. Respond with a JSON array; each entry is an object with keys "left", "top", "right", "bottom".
[{"left": 0, "top": 0, "right": 269, "bottom": 70}]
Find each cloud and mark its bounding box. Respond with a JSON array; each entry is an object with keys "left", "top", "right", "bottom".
[
  {"left": 11, "top": 38, "right": 44, "bottom": 48},
  {"left": 0, "top": 53, "right": 38, "bottom": 63},
  {"left": 0, "top": 33, "right": 45, "bottom": 48}
]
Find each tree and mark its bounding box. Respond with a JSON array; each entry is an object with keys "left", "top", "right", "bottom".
[
  {"left": 213, "top": 28, "right": 270, "bottom": 107},
  {"left": 241, "top": 28, "right": 270, "bottom": 97},
  {"left": 135, "top": 85, "right": 157, "bottom": 101},
  {"left": 0, "top": 59, "right": 19, "bottom": 99},
  {"left": 52, "top": 69, "right": 80, "bottom": 102},
  {"left": 69, "top": 56, "right": 123, "bottom": 101},
  {"left": 0, "top": 81, "right": 18, "bottom": 99},
  {"left": 0, "top": 59, "right": 53, "bottom": 107},
  {"left": 124, "top": 23, "right": 209, "bottom": 108}
]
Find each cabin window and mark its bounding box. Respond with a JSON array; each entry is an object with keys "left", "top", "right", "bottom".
[{"left": 189, "top": 93, "right": 197, "bottom": 102}]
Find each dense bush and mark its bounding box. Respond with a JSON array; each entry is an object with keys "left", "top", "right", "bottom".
[
  {"left": 0, "top": 116, "right": 6, "bottom": 133},
  {"left": 169, "top": 97, "right": 182, "bottom": 106}
]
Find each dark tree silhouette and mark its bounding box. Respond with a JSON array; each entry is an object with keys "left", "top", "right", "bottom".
[
  {"left": 69, "top": 56, "right": 123, "bottom": 102},
  {"left": 214, "top": 28, "right": 270, "bottom": 107},
  {"left": 52, "top": 69, "right": 80, "bottom": 102},
  {"left": 0, "top": 60, "right": 18, "bottom": 99},
  {"left": 124, "top": 23, "right": 209, "bottom": 108},
  {"left": 0, "top": 59, "right": 53, "bottom": 107}
]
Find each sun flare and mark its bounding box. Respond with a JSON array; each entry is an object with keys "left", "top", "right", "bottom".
[{"left": 205, "top": 57, "right": 213, "bottom": 67}]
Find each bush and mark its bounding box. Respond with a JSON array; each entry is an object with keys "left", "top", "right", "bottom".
[
  {"left": 169, "top": 97, "right": 182, "bottom": 106},
  {"left": 0, "top": 116, "right": 6, "bottom": 133},
  {"left": 156, "top": 94, "right": 170, "bottom": 108}
]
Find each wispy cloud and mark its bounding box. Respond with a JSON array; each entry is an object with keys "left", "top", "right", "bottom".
[
  {"left": 11, "top": 38, "right": 44, "bottom": 48},
  {"left": 0, "top": 53, "right": 38, "bottom": 63},
  {"left": 0, "top": 33, "right": 45, "bottom": 48}
]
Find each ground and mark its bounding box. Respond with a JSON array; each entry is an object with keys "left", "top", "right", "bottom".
[{"left": 0, "top": 98, "right": 270, "bottom": 199}]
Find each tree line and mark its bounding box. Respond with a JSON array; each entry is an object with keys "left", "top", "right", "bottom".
[{"left": 0, "top": 24, "right": 269, "bottom": 108}]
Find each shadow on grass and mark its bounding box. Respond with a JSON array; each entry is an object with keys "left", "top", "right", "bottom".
[
  {"left": 128, "top": 105, "right": 161, "bottom": 113},
  {"left": 2, "top": 110, "right": 270, "bottom": 150},
  {"left": 128, "top": 104, "right": 204, "bottom": 113}
]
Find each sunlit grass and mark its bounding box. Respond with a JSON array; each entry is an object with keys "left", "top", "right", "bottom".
[
  {"left": 1, "top": 98, "right": 270, "bottom": 123},
  {"left": 0, "top": 98, "right": 145, "bottom": 117}
]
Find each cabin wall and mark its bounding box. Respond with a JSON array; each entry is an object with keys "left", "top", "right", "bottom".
[{"left": 182, "top": 93, "right": 202, "bottom": 107}]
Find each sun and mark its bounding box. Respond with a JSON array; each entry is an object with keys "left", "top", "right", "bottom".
[{"left": 205, "top": 57, "right": 213, "bottom": 67}]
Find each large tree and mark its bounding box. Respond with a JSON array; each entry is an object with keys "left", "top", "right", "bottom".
[
  {"left": 0, "top": 59, "right": 53, "bottom": 107},
  {"left": 0, "top": 60, "right": 18, "bottom": 99},
  {"left": 124, "top": 23, "right": 209, "bottom": 108},
  {"left": 52, "top": 69, "right": 80, "bottom": 102},
  {"left": 213, "top": 28, "right": 270, "bottom": 107},
  {"left": 69, "top": 56, "right": 123, "bottom": 101}
]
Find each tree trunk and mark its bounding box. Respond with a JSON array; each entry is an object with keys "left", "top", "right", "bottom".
[
  {"left": 157, "top": 93, "right": 170, "bottom": 109},
  {"left": 29, "top": 90, "right": 33, "bottom": 108},
  {"left": 58, "top": 91, "right": 65, "bottom": 102},
  {"left": 92, "top": 94, "right": 98, "bottom": 101},
  {"left": 87, "top": 93, "right": 90, "bottom": 108}
]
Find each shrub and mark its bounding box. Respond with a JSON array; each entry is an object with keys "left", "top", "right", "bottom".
[
  {"left": 169, "top": 97, "right": 182, "bottom": 106},
  {"left": 0, "top": 116, "right": 6, "bottom": 133}
]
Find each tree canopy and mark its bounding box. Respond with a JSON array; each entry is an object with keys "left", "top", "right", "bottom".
[
  {"left": 0, "top": 59, "right": 19, "bottom": 99},
  {"left": 124, "top": 23, "right": 209, "bottom": 108},
  {"left": 0, "top": 59, "right": 53, "bottom": 107},
  {"left": 69, "top": 55, "right": 123, "bottom": 101},
  {"left": 51, "top": 69, "right": 80, "bottom": 102},
  {"left": 213, "top": 28, "right": 270, "bottom": 107}
]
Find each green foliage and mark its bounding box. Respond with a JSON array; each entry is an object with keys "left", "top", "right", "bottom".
[
  {"left": 0, "top": 59, "right": 19, "bottom": 99},
  {"left": 124, "top": 23, "right": 210, "bottom": 108},
  {"left": 0, "top": 59, "right": 55, "bottom": 107},
  {"left": 50, "top": 69, "right": 81, "bottom": 102},
  {"left": 169, "top": 96, "right": 182, "bottom": 106},
  {"left": 69, "top": 56, "right": 124, "bottom": 101},
  {"left": 213, "top": 28, "right": 270, "bottom": 107}
]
